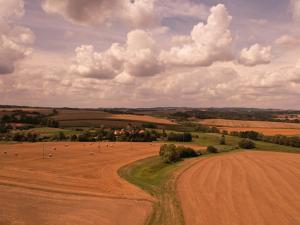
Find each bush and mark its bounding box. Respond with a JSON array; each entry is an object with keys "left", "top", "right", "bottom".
[
  {"left": 219, "top": 135, "right": 226, "bottom": 145},
  {"left": 197, "top": 149, "right": 208, "bottom": 155},
  {"left": 159, "top": 144, "right": 180, "bottom": 163},
  {"left": 159, "top": 144, "right": 198, "bottom": 163},
  {"left": 167, "top": 132, "right": 192, "bottom": 142},
  {"left": 176, "top": 146, "right": 198, "bottom": 158},
  {"left": 238, "top": 139, "right": 256, "bottom": 149},
  {"left": 207, "top": 145, "right": 219, "bottom": 153}
]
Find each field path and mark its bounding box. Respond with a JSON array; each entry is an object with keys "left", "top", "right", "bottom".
[{"left": 177, "top": 151, "right": 300, "bottom": 225}]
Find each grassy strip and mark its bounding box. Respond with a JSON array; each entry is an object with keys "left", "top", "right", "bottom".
[
  {"left": 192, "top": 132, "right": 300, "bottom": 153},
  {"left": 118, "top": 156, "right": 185, "bottom": 225}
]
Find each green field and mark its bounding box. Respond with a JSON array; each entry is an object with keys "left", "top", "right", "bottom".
[{"left": 27, "top": 127, "right": 81, "bottom": 136}]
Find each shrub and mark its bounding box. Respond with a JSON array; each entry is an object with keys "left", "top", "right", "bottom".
[
  {"left": 238, "top": 139, "right": 256, "bottom": 149},
  {"left": 160, "top": 144, "right": 180, "bottom": 163},
  {"left": 159, "top": 144, "right": 198, "bottom": 163},
  {"left": 167, "top": 132, "right": 192, "bottom": 142},
  {"left": 197, "top": 149, "right": 208, "bottom": 155},
  {"left": 207, "top": 145, "right": 219, "bottom": 153},
  {"left": 219, "top": 135, "right": 226, "bottom": 145},
  {"left": 176, "top": 146, "right": 198, "bottom": 158}
]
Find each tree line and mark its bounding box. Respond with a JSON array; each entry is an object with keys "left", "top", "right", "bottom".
[{"left": 229, "top": 130, "right": 300, "bottom": 148}]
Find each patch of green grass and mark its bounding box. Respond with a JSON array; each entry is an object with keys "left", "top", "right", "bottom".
[
  {"left": 119, "top": 156, "right": 180, "bottom": 196},
  {"left": 119, "top": 156, "right": 184, "bottom": 225},
  {"left": 192, "top": 132, "right": 299, "bottom": 153},
  {"left": 28, "top": 127, "right": 80, "bottom": 136}
]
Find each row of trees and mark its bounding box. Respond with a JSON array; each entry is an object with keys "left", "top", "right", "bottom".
[
  {"left": 1, "top": 110, "right": 59, "bottom": 129},
  {"left": 230, "top": 130, "right": 300, "bottom": 148},
  {"left": 167, "top": 132, "right": 192, "bottom": 142}
]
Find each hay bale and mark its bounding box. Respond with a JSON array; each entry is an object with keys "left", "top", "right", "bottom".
[
  {"left": 48, "top": 153, "right": 53, "bottom": 158},
  {"left": 53, "top": 147, "right": 56, "bottom": 150},
  {"left": 4, "top": 151, "right": 7, "bottom": 155},
  {"left": 89, "top": 152, "right": 95, "bottom": 155}
]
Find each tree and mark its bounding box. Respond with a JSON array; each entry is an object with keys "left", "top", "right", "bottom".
[
  {"left": 238, "top": 139, "right": 256, "bottom": 149},
  {"left": 207, "top": 145, "right": 219, "bottom": 153}
]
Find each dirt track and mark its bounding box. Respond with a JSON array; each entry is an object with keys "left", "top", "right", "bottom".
[
  {"left": 177, "top": 151, "right": 300, "bottom": 225},
  {"left": 0, "top": 142, "right": 160, "bottom": 225}
]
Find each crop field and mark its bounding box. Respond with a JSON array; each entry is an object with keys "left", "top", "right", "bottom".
[
  {"left": 200, "top": 119, "right": 300, "bottom": 135},
  {"left": 109, "top": 114, "right": 176, "bottom": 125},
  {"left": 177, "top": 151, "right": 300, "bottom": 225},
  {"left": 53, "top": 110, "right": 175, "bottom": 128},
  {"left": 0, "top": 142, "right": 161, "bottom": 225},
  {"left": 0, "top": 135, "right": 299, "bottom": 225}
]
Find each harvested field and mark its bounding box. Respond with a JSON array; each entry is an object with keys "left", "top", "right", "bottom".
[
  {"left": 54, "top": 110, "right": 175, "bottom": 126},
  {"left": 0, "top": 142, "right": 161, "bottom": 225},
  {"left": 177, "top": 151, "right": 300, "bottom": 225},
  {"left": 109, "top": 114, "right": 176, "bottom": 125},
  {"left": 200, "top": 119, "right": 300, "bottom": 135}
]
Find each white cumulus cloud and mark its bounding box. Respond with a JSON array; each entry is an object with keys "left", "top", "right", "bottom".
[
  {"left": 71, "top": 29, "right": 164, "bottom": 79},
  {"left": 160, "top": 4, "right": 233, "bottom": 67},
  {"left": 239, "top": 44, "right": 272, "bottom": 66},
  {"left": 0, "top": 0, "right": 35, "bottom": 75}
]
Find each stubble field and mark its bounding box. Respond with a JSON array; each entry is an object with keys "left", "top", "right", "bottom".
[
  {"left": 0, "top": 142, "right": 161, "bottom": 225},
  {"left": 177, "top": 151, "right": 300, "bottom": 225},
  {"left": 200, "top": 119, "right": 300, "bottom": 135}
]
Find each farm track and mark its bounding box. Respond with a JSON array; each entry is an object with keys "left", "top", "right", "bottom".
[{"left": 177, "top": 151, "right": 300, "bottom": 225}]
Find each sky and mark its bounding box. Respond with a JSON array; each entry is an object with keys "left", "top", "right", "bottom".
[{"left": 0, "top": 0, "right": 300, "bottom": 109}]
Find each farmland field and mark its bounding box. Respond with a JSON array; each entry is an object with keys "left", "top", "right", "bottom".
[
  {"left": 177, "top": 151, "right": 300, "bottom": 225},
  {"left": 0, "top": 142, "right": 161, "bottom": 225},
  {"left": 200, "top": 119, "right": 300, "bottom": 135},
  {"left": 53, "top": 109, "right": 175, "bottom": 127}
]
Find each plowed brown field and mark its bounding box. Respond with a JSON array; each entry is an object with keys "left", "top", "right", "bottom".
[
  {"left": 0, "top": 142, "right": 160, "bottom": 225},
  {"left": 200, "top": 119, "right": 300, "bottom": 135},
  {"left": 177, "top": 151, "right": 300, "bottom": 225}
]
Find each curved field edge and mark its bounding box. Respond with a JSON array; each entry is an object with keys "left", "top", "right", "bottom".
[{"left": 118, "top": 156, "right": 186, "bottom": 225}]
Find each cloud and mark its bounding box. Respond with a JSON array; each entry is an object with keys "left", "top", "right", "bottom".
[
  {"left": 291, "top": 0, "right": 300, "bottom": 20},
  {"left": 71, "top": 29, "right": 164, "bottom": 79},
  {"left": 171, "top": 35, "right": 193, "bottom": 45},
  {"left": 42, "top": 0, "right": 157, "bottom": 28},
  {"left": 160, "top": 4, "right": 233, "bottom": 67},
  {"left": 275, "top": 34, "right": 300, "bottom": 47},
  {"left": 239, "top": 44, "right": 272, "bottom": 66},
  {"left": 0, "top": 0, "right": 35, "bottom": 75},
  {"left": 0, "top": 0, "right": 24, "bottom": 18}
]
